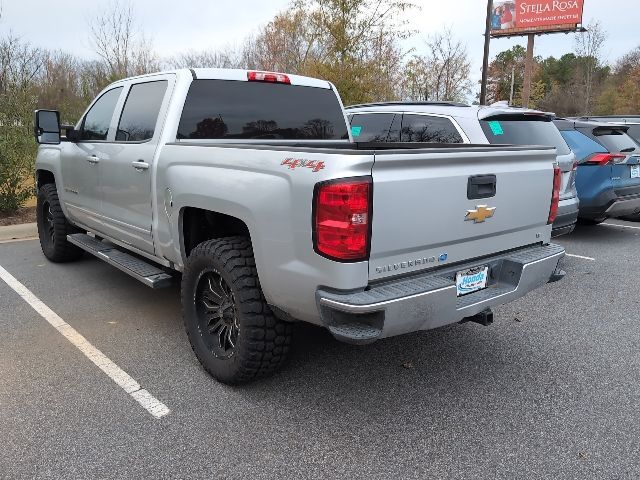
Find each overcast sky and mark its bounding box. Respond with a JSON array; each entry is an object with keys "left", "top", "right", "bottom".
[{"left": 1, "top": 0, "right": 637, "bottom": 94}]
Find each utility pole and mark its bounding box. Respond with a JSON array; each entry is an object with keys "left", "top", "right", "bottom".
[
  {"left": 522, "top": 33, "right": 535, "bottom": 107},
  {"left": 509, "top": 65, "right": 515, "bottom": 105},
  {"left": 479, "top": 0, "right": 493, "bottom": 105}
]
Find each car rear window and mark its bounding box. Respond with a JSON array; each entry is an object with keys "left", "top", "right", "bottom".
[
  {"left": 626, "top": 125, "right": 640, "bottom": 143},
  {"left": 480, "top": 116, "right": 571, "bottom": 155},
  {"left": 177, "top": 80, "right": 348, "bottom": 140},
  {"left": 590, "top": 128, "right": 638, "bottom": 153}
]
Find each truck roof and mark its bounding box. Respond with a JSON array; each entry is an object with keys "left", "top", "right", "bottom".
[{"left": 107, "top": 68, "right": 333, "bottom": 90}]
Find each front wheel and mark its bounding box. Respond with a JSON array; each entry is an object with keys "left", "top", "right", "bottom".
[
  {"left": 181, "top": 237, "right": 292, "bottom": 385},
  {"left": 37, "top": 184, "right": 84, "bottom": 262}
]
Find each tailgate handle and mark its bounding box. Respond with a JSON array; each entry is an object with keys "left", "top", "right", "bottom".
[{"left": 467, "top": 175, "right": 496, "bottom": 200}]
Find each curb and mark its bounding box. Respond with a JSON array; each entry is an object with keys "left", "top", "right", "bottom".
[{"left": 0, "top": 223, "right": 38, "bottom": 243}]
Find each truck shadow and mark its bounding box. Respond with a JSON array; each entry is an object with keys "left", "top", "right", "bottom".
[{"left": 234, "top": 318, "right": 545, "bottom": 422}]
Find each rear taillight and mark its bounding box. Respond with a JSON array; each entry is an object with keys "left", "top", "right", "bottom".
[
  {"left": 247, "top": 71, "right": 291, "bottom": 84},
  {"left": 572, "top": 160, "right": 578, "bottom": 171},
  {"left": 313, "top": 177, "right": 372, "bottom": 262},
  {"left": 585, "top": 153, "right": 626, "bottom": 165},
  {"left": 548, "top": 166, "right": 561, "bottom": 224}
]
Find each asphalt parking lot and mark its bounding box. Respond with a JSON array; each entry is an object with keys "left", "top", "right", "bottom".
[{"left": 1, "top": 221, "right": 639, "bottom": 479}]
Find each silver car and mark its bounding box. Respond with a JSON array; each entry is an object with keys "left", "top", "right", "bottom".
[{"left": 345, "top": 101, "right": 580, "bottom": 236}]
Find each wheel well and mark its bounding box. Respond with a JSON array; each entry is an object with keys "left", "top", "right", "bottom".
[
  {"left": 36, "top": 170, "right": 55, "bottom": 189},
  {"left": 182, "top": 207, "right": 250, "bottom": 257}
]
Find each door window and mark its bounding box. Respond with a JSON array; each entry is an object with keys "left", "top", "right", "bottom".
[
  {"left": 81, "top": 87, "right": 123, "bottom": 141},
  {"left": 116, "top": 81, "right": 169, "bottom": 142},
  {"left": 348, "top": 113, "right": 396, "bottom": 142},
  {"left": 401, "top": 115, "right": 464, "bottom": 143}
]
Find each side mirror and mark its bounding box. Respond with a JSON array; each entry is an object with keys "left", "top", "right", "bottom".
[
  {"left": 34, "top": 110, "right": 61, "bottom": 145},
  {"left": 62, "top": 125, "right": 80, "bottom": 142}
]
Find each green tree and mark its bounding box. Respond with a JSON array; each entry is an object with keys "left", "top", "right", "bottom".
[{"left": 0, "top": 35, "right": 43, "bottom": 213}]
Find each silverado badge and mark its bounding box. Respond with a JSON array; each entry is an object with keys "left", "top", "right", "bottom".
[{"left": 465, "top": 205, "right": 496, "bottom": 223}]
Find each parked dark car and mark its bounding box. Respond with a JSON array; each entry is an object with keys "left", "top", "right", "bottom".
[
  {"left": 554, "top": 119, "right": 640, "bottom": 223},
  {"left": 576, "top": 116, "right": 640, "bottom": 144}
]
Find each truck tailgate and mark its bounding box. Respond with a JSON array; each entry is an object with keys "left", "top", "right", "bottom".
[{"left": 369, "top": 146, "right": 556, "bottom": 281}]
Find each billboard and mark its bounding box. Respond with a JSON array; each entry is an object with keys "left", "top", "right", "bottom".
[{"left": 490, "top": 0, "right": 585, "bottom": 37}]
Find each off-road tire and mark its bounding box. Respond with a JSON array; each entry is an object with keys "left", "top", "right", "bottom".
[
  {"left": 37, "top": 184, "right": 84, "bottom": 262},
  {"left": 181, "top": 237, "right": 292, "bottom": 385}
]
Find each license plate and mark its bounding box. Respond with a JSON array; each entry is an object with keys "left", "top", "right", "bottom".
[
  {"left": 631, "top": 165, "right": 640, "bottom": 179},
  {"left": 456, "top": 266, "right": 489, "bottom": 296}
]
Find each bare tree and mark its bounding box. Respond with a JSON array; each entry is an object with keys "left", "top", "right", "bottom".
[
  {"left": 168, "top": 47, "right": 242, "bottom": 70},
  {"left": 88, "top": 0, "right": 158, "bottom": 80},
  {"left": 402, "top": 28, "right": 472, "bottom": 102},
  {"left": 574, "top": 20, "right": 607, "bottom": 114}
]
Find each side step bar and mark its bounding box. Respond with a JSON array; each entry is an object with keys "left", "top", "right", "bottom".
[{"left": 67, "top": 234, "right": 173, "bottom": 289}]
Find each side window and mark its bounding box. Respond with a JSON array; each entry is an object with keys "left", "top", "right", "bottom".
[
  {"left": 81, "top": 87, "right": 123, "bottom": 141},
  {"left": 560, "top": 130, "right": 606, "bottom": 162},
  {"left": 401, "top": 115, "right": 464, "bottom": 143},
  {"left": 349, "top": 113, "right": 396, "bottom": 142},
  {"left": 116, "top": 81, "right": 168, "bottom": 142}
]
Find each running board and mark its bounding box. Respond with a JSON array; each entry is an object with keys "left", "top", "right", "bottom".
[{"left": 67, "top": 234, "right": 173, "bottom": 289}]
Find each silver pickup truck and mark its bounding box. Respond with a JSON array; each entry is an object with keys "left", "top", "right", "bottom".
[{"left": 33, "top": 68, "right": 565, "bottom": 384}]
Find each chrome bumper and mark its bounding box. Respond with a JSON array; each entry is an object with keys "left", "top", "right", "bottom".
[{"left": 317, "top": 244, "right": 565, "bottom": 344}]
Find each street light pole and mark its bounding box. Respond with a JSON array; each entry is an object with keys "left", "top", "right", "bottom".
[{"left": 479, "top": 0, "right": 493, "bottom": 105}]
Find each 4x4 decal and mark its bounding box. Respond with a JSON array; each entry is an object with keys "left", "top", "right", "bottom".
[{"left": 281, "top": 158, "right": 325, "bottom": 172}]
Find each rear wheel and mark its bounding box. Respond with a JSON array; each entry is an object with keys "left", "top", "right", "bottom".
[
  {"left": 619, "top": 213, "right": 640, "bottom": 222},
  {"left": 181, "top": 237, "right": 292, "bottom": 385},
  {"left": 37, "top": 184, "right": 84, "bottom": 262},
  {"left": 577, "top": 217, "right": 605, "bottom": 225}
]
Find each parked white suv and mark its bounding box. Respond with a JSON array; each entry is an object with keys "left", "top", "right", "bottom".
[{"left": 345, "top": 102, "right": 580, "bottom": 237}]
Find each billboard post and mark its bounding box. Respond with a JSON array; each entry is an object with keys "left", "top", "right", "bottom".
[
  {"left": 480, "top": 0, "right": 493, "bottom": 105},
  {"left": 522, "top": 34, "right": 535, "bottom": 107}
]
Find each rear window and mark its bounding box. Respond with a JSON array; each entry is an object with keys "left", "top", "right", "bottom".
[
  {"left": 480, "top": 117, "right": 570, "bottom": 155},
  {"left": 589, "top": 128, "right": 638, "bottom": 153},
  {"left": 626, "top": 125, "right": 640, "bottom": 143},
  {"left": 177, "top": 80, "right": 348, "bottom": 140}
]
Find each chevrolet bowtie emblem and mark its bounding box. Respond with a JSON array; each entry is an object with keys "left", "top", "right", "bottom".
[{"left": 465, "top": 205, "right": 496, "bottom": 223}]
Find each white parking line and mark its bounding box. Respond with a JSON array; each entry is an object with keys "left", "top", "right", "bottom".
[
  {"left": 565, "top": 253, "right": 596, "bottom": 261},
  {"left": 0, "top": 264, "right": 170, "bottom": 419},
  {"left": 601, "top": 222, "right": 640, "bottom": 230}
]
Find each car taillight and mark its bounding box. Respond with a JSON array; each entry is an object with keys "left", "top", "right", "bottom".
[
  {"left": 585, "top": 153, "right": 626, "bottom": 165},
  {"left": 313, "top": 177, "right": 372, "bottom": 262},
  {"left": 247, "top": 71, "right": 291, "bottom": 84},
  {"left": 548, "top": 166, "right": 561, "bottom": 225}
]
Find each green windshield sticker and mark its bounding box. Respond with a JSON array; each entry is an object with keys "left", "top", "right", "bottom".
[
  {"left": 488, "top": 120, "right": 504, "bottom": 136},
  {"left": 351, "top": 126, "right": 362, "bottom": 137}
]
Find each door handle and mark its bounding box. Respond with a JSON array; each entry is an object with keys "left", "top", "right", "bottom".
[
  {"left": 131, "top": 160, "right": 150, "bottom": 171},
  {"left": 86, "top": 155, "right": 100, "bottom": 164},
  {"left": 467, "top": 174, "right": 496, "bottom": 200}
]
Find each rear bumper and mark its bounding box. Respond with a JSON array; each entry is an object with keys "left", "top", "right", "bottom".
[
  {"left": 552, "top": 196, "right": 579, "bottom": 237},
  {"left": 317, "top": 244, "right": 565, "bottom": 344},
  {"left": 579, "top": 190, "right": 640, "bottom": 220},
  {"left": 604, "top": 195, "right": 640, "bottom": 217}
]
